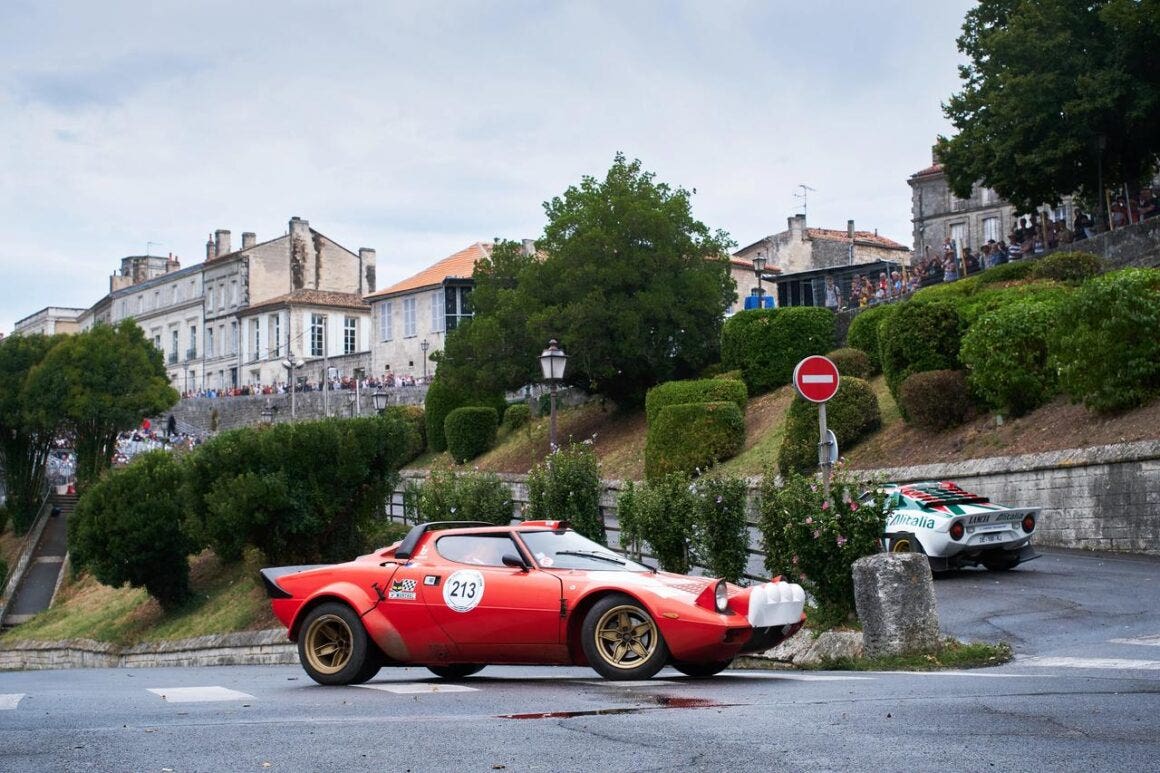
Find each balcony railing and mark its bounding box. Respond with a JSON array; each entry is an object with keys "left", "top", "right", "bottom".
[
  {"left": 186, "top": 347, "right": 197, "bottom": 361},
  {"left": 168, "top": 351, "right": 178, "bottom": 364}
]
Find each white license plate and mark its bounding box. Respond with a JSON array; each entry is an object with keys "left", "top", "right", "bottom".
[{"left": 976, "top": 532, "right": 1007, "bottom": 544}]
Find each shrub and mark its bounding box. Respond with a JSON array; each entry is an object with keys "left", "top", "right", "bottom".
[
  {"left": 360, "top": 518, "right": 411, "bottom": 553},
  {"left": 721, "top": 307, "right": 835, "bottom": 395},
  {"left": 70, "top": 451, "right": 196, "bottom": 610},
  {"left": 526, "top": 441, "right": 605, "bottom": 544},
  {"left": 844, "top": 304, "right": 896, "bottom": 374},
  {"left": 691, "top": 474, "right": 750, "bottom": 583},
  {"left": 778, "top": 376, "right": 880, "bottom": 476},
  {"left": 383, "top": 404, "right": 426, "bottom": 464},
  {"left": 645, "top": 378, "right": 747, "bottom": 427},
  {"left": 424, "top": 378, "right": 469, "bottom": 453},
  {"left": 975, "top": 260, "right": 1035, "bottom": 286},
  {"left": 879, "top": 300, "right": 963, "bottom": 406},
  {"left": 645, "top": 401, "right": 745, "bottom": 480},
  {"left": 758, "top": 468, "right": 891, "bottom": 623},
  {"left": 444, "top": 406, "right": 498, "bottom": 463},
  {"left": 953, "top": 283, "right": 1073, "bottom": 330},
  {"left": 898, "top": 370, "right": 974, "bottom": 430},
  {"left": 413, "top": 469, "right": 515, "bottom": 525},
  {"left": 961, "top": 297, "right": 1066, "bottom": 417},
  {"left": 826, "top": 347, "right": 872, "bottom": 380},
  {"left": 617, "top": 473, "right": 696, "bottom": 574},
  {"left": 1051, "top": 268, "right": 1160, "bottom": 413},
  {"left": 502, "top": 403, "right": 531, "bottom": 432},
  {"left": 1030, "top": 250, "right": 1105, "bottom": 284}
]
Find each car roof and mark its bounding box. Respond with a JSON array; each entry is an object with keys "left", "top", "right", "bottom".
[{"left": 394, "top": 520, "right": 569, "bottom": 559}]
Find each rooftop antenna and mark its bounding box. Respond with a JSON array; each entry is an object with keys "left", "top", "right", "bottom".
[
  {"left": 794, "top": 184, "right": 816, "bottom": 220},
  {"left": 146, "top": 241, "right": 161, "bottom": 256}
]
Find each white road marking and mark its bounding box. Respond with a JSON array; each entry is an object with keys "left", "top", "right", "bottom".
[
  {"left": 1109, "top": 634, "right": 1160, "bottom": 647},
  {"left": 887, "top": 671, "right": 1056, "bottom": 678},
  {"left": 358, "top": 683, "right": 479, "bottom": 694},
  {"left": 749, "top": 674, "right": 874, "bottom": 682},
  {"left": 0, "top": 694, "right": 26, "bottom": 710},
  {"left": 147, "top": 686, "right": 255, "bottom": 702},
  {"left": 34, "top": 556, "right": 65, "bottom": 564},
  {"left": 1020, "top": 657, "right": 1160, "bottom": 671}
]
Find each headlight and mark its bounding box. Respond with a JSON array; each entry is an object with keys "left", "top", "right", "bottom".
[{"left": 714, "top": 580, "right": 729, "bottom": 613}]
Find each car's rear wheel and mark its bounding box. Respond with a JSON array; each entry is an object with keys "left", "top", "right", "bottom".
[
  {"left": 671, "top": 659, "right": 733, "bottom": 678},
  {"left": 427, "top": 664, "right": 486, "bottom": 679},
  {"left": 298, "top": 602, "right": 371, "bottom": 686},
  {"left": 889, "top": 533, "right": 923, "bottom": 554},
  {"left": 582, "top": 594, "right": 669, "bottom": 681},
  {"left": 983, "top": 554, "right": 1020, "bottom": 571}
]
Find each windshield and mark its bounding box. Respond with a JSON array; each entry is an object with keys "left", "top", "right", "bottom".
[{"left": 519, "top": 530, "right": 652, "bottom": 572}]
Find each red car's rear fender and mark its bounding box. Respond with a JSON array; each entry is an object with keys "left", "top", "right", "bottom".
[{"left": 288, "top": 581, "right": 382, "bottom": 640}]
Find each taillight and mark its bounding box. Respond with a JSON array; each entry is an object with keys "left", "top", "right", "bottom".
[
  {"left": 1022, "top": 514, "right": 1036, "bottom": 533},
  {"left": 949, "top": 521, "right": 964, "bottom": 541}
]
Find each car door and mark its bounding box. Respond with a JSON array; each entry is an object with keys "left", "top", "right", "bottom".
[{"left": 419, "top": 533, "right": 567, "bottom": 663}]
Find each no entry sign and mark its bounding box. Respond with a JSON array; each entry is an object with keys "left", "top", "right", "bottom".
[{"left": 793, "top": 355, "right": 840, "bottom": 403}]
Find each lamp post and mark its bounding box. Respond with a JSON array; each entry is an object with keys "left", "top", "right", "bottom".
[
  {"left": 420, "top": 339, "right": 429, "bottom": 382},
  {"left": 371, "top": 390, "right": 390, "bottom": 414},
  {"left": 539, "top": 339, "right": 567, "bottom": 450},
  {"left": 752, "top": 252, "right": 767, "bottom": 307}
]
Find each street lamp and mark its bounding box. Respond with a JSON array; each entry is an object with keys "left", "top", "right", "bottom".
[
  {"left": 420, "top": 339, "right": 429, "bottom": 382},
  {"left": 371, "top": 390, "right": 390, "bottom": 413},
  {"left": 539, "top": 339, "right": 567, "bottom": 450},
  {"left": 753, "top": 253, "right": 767, "bottom": 307}
]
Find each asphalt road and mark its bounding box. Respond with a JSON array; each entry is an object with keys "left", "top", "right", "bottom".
[{"left": 1, "top": 548, "right": 1158, "bottom": 773}]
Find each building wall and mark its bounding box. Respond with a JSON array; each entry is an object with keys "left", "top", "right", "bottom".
[{"left": 370, "top": 286, "right": 447, "bottom": 382}]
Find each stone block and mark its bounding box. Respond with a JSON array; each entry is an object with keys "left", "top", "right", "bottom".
[
  {"left": 853, "top": 553, "right": 940, "bottom": 658},
  {"left": 793, "top": 631, "right": 863, "bottom": 666}
]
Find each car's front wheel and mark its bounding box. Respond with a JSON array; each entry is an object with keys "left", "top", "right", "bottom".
[
  {"left": 298, "top": 602, "right": 372, "bottom": 686},
  {"left": 582, "top": 594, "right": 669, "bottom": 680},
  {"left": 427, "top": 664, "right": 485, "bottom": 679},
  {"left": 671, "top": 659, "right": 733, "bottom": 678}
]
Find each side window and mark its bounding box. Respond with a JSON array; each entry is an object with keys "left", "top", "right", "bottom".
[{"left": 435, "top": 534, "right": 518, "bottom": 567}]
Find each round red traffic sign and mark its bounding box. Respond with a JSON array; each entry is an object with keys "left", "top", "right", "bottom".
[{"left": 793, "top": 355, "right": 840, "bottom": 403}]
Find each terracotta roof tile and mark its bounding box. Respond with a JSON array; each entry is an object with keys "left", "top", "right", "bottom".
[
  {"left": 805, "top": 228, "right": 909, "bottom": 251},
  {"left": 244, "top": 289, "right": 369, "bottom": 315},
  {"left": 910, "top": 162, "right": 944, "bottom": 178},
  {"left": 368, "top": 242, "right": 493, "bottom": 299}
]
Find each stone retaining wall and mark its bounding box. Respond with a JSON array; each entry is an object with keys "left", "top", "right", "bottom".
[{"left": 0, "top": 630, "right": 297, "bottom": 671}]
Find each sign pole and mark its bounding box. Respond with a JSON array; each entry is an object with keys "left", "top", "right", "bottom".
[
  {"left": 818, "top": 402, "right": 831, "bottom": 498},
  {"left": 793, "top": 354, "right": 841, "bottom": 499}
]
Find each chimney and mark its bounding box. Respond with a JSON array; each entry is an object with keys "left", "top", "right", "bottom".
[
  {"left": 359, "top": 248, "right": 377, "bottom": 294},
  {"left": 214, "top": 229, "right": 231, "bottom": 258},
  {"left": 205, "top": 234, "right": 214, "bottom": 261},
  {"left": 522, "top": 239, "right": 536, "bottom": 256},
  {"left": 242, "top": 232, "right": 256, "bottom": 250},
  {"left": 788, "top": 214, "right": 806, "bottom": 242},
  {"left": 847, "top": 219, "right": 855, "bottom": 239},
  {"left": 289, "top": 216, "right": 310, "bottom": 240}
]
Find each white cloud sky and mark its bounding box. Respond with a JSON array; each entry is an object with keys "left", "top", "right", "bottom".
[{"left": 0, "top": 0, "right": 974, "bottom": 333}]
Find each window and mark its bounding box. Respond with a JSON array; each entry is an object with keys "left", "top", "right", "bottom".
[
  {"left": 206, "top": 287, "right": 214, "bottom": 313},
  {"left": 252, "top": 319, "right": 261, "bottom": 360},
  {"left": 949, "top": 223, "right": 967, "bottom": 254},
  {"left": 230, "top": 280, "right": 238, "bottom": 307},
  {"left": 403, "top": 298, "right": 417, "bottom": 337},
  {"left": 137, "top": 295, "right": 144, "bottom": 314},
  {"left": 230, "top": 321, "right": 238, "bottom": 354},
  {"left": 310, "top": 314, "right": 325, "bottom": 357},
  {"left": 188, "top": 325, "right": 197, "bottom": 359},
  {"left": 207, "top": 328, "right": 215, "bottom": 358},
  {"left": 981, "top": 188, "right": 998, "bottom": 205},
  {"left": 431, "top": 291, "right": 443, "bottom": 332},
  {"left": 982, "top": 216, "right": 1000, "bottom": 244},
  {"left": 378, "top": 302, "right": 393, "bottom": 341},
  {"left": 435, "top": 534, "right": 520, "bottom": 567},
  {"left": 344, "top": 317, "right": 357, "bottom": 354},
  {"left": 171, "top": 329, "right": 179, "bottom": 356},
  {"left": 154, "top": 290, "right": 160, "bottom": 309},
  {"left": 445, "top": 285, "right": 473, "bottom": 331},
  {"left": 218, "top": 284, "right": 225, "bottom": 310},
  {"left": 172, "top": 285, "right": 179, "bottom": 304},
  {"left": 119, "top": 300, "right": 128, "bottom": 319},
  {"left": 270, "top": 314, "right": 281, "bottom": 358}
]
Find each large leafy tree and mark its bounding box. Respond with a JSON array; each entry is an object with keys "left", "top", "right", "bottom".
[
  {"left": 938, "top": 0, "right": 1160, "bottom": 213},
  {"left": 25, "top": 320, "right": 178, "bottom": 490},
  {"left": 0, "top": 333, "right": 64, "bottom": 533}
]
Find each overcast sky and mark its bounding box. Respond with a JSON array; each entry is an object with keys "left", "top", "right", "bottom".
[{"left": 0, "top": 0, "right": 975, "bottom": 333}]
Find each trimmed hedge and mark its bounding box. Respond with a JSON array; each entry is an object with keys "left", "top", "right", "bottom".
[
  {"left": 826, "top": 347, "right": 872, "bottom": 380},
  {"left": 424, "top": 379, "right": 469, "bottom": 453},
  {"left": 721, "top": 307, "right": 835, "bottom": 395},
  {"left": 645, "top": 378, "right": 747, "bottom": 427},
  {"left": 844, "top": 303, "right": 896, "bottom": 374},
  {"left": 646, "top": 401, "right": 745, "bottom": 480},
  {"left": 383, "top": 404, "right": 426, "bottom": 463},
  {"left": 444, "top": 406, "right": 499, "bottom": 463},
  {"left": 975, "top": 260, "right": 1035, "bottom": 286},
  {"left": 879, "top": 300, "right": 963, "bottom": 407},
  {"left": 898, "top": 370, "right": 973, "bottom": 430},
  {"left": 777, "top": 376, "right": 880, "bottom": 476},
  {"left": 502, "top": 403, "right": 531, "bottom": 432},
  {"left": 1029, "top": 250, "right": 1105, "bottom": 284}
]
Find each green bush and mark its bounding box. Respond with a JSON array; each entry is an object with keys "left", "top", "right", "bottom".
[
  {"left": 413, "top": 469, "right": 515, "bottom": 525},
  {"left": 70, "top": 451, "right": 196, "bottom": 610},
  {"left": 444, "top": 406, "right": 498, "bottom": 464},
  {"left": 721, "top": 307, "right": 835, "bottom": 395},
  {"left": 1051, "top": 268, "right": 1160, "bottom": 413},
  {"left": 502, "top": 403, "right": 531, "bottom": 432},
  {"left": 758, "top": 468, "right": 891, "bottom": 623},
  {"left": 879, "top": 300, "right": 963, "bottom": 406},
  {"left": 526, "top": 441, "right": 605, "bottom": 544},
  {"left": 360, "top": 518, "right": 411, "bottom": 553},
  {"left": 691, "top": 474, "right": 750, "bottom": 583},
  {"left": 617, "top": 473, "right": 696, "bottom": 574},
  {"left": 778, "top": 376, "right": 880, "bottom": 476},
  {"left": 961, "top": 297, "right": 1066, "bottom": 417},
  {"left": 645, "top": 401, "right": 745, "bottom": 480},
  {"left": 645, "top": 378, "right": 747, "bottom": 427},
  {"left": 898, "top": 370, "right": 974, "bottom": 430},
  {"left": 953, "top": 283, "right": 1073, "bottom": 330},
  {"left": 1030, "top": 250, "right": 1105, "bottom": 284},
  {"left": 844, "top": 304, "right": 896, "bottom": 374},
  {"left": 975, "top": 260, "right": 1035, "bottom": 286},
  {"left": 383, "top": 404, "right": 426, "bottom": 464},
  {"left": 424, "top": 378, "right": 469, "bottom": 453},
  {"left": 826, "top": 347, "right": 872, "bottom": 380}
]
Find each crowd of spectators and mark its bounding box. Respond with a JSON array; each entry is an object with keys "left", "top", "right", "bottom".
[{"left": 180, "top": 371, "right": 426, "bottom": 400}]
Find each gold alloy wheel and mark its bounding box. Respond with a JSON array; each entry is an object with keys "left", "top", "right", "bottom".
[
  {"left": 303, "top": 613, "right": 354, "bottom": 675},
  {"left": 593, "top": 604, "right": 658, "bottom": 670},
  {"left": 891, "top": 537, "right": 913, "bottom": 553}
]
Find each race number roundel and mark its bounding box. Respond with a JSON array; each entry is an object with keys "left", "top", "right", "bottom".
[
  {"left": 443, "top": 570, "right": 485, "bottom": 612},
  {"left": 793, "top": 355, "right": 840, "bottom": 403}
]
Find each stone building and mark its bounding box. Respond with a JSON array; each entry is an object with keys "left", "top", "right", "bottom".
[
  {"left": 727, "top": 255, "right": 779, "bottom": 314},
  {"left": 12, "top": 306, "right": 86, "bottom": 336}
]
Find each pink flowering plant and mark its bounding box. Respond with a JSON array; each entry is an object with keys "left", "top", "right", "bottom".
[{"left": 758, "top": 467, "right": 892, "bottom": 623}]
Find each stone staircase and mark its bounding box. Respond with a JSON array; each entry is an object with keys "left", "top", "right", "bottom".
[{"left": 1, "top": 493, "right": 75, "bottom": 628}]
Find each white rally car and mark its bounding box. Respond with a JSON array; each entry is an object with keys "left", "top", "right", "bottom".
[{"left": 878, "top": 481, "right": 1039, "bottom": 572}]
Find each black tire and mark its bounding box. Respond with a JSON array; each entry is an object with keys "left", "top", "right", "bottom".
[
  {"left": 889, "top": 532, "right": 924, "bottom": 554},
  {"left": 581, "top": 594, "right": 669, "bottom": 681},
  {"left": 297, "top": 602, "right": 371, "bottom": 686},
  {"left": 427, "top": 664, "right": 486, "bottom": 679},
  {"left": 983, "top": 554, "right": 1020, "bottom": 571},
  {"left": 350, "top": 646, "right": 385, "bottom": 685},
  {"left": 671, "top": 659, "right": 733, "bottom": 678}
]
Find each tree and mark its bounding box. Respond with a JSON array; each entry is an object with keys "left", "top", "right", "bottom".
[
  {"left": 938, "top": 0, "right": 1160, "bottom": 214},
  {"left": 0, "top": 334, "right": 64, "bottom": 533},
  {"left": 25, "top": 320, "right": 178, "bottom": 490}
]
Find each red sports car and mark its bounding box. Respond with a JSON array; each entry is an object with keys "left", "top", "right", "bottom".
[{"left": 261, "top": 520, "right": 806, "bottom": 684}]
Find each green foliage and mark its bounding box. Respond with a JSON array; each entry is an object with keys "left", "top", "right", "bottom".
[
  {"left": 185, "top": 416, "right": 408, "bottom": 565},
  {"left": 843, "top": 304, "right": 895, "bottom": 374},
  {"left": 759, "top": 468, "right": 890, "bottom": 621},
  {"left": 826, "top": 348, "right": 872, "bottom": 380},
  {"left": 898, "top": 370, "right": 975, "bottom": 431},
  {"left": 412, "top": 469, "right": 515, "bottom": 525},
  {"left": 974, "top": 260, "right": 1035, "bottom": 286},
  {"left": 0, "top": 506, "right": 7, "bottom": 535},
  {"left": 721, "top": 307, "right": 836, "bottom": 395},
  {"left": 645, "top": 401, "right": 745, "bottom": 480},
  {"left": 360, "top": 518, "right": 411, "bottom": 553},
  {"left": 424, "top": 378, "right": 469, "bottom": 453},
  {"left": 444, "top": 406, "right": 499, "bottom": 464},
  {"left": 778, "top": 377, "right": 880, "bottom": 476},
  {"left": 502, "top": 403, "right": 531, "bottom": 432},
  {"left": 382, "top": 404, "right": 426, "bottom": 464},
  {"left": 938, "top": 0, "right": 1160, "bottom": 213},
  {"left": 617, "top": 473, "right": 696, "bottom": 574},
  {"left": 1051, "top": 268, "right": 1160, "bottom": 412},
  {"left": 70, "top": 451, "right": 196, "bottom": 610},
  {"left": 1029, "top": 251, "right": 1106, "bottom": 284},
  {"left": 690, "top": 474, "right": 750, "bottom": 583},
  {"left": 879, "top": 300, "right": 963, "bottom": 407},
  {"left": 962, "top": 297, "right": 1067, "bottom": 417},
  {"left": 0, "top": 556, "right": 8, "bottom": 589},
  {"left": 644, "top": 378, "right": 747, "bottom": 426},
  {"left": 526, "top": 441, "right": 605, "bottom": 544}
]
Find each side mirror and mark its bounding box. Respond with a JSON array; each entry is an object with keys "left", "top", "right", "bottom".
[{"left": 501, "top": 553, "right": 529, "bottom": 572}]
